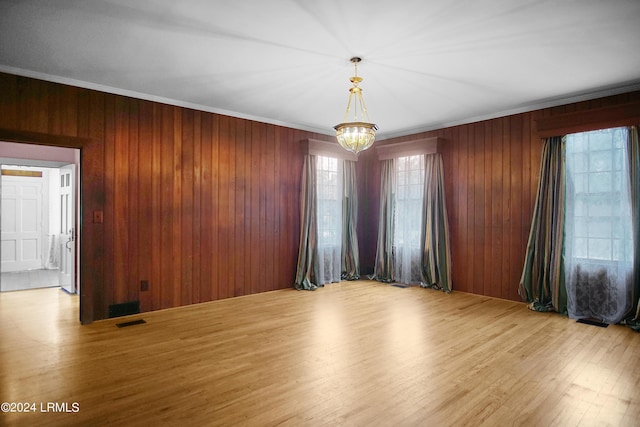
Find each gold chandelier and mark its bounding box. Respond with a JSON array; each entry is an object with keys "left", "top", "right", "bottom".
[{"left": 334, "top": 57, "right": 378, "bottom": 154}]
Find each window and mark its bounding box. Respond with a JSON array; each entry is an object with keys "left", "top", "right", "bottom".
[
  {"left": 295, "top": 140, "right": 361, "bottom": 290},
  {"left": 371, "top": 141, "right": 452, "bottom": 290},
  {"left": 564, "top": 126, "right": 634, "bottom": 323},
  {"left": 394, "top": 155, "right": 424, "bottom": 248},
  {"left": 393, "top": 154, "right": 425, "bottom": 284},
  {"left": 316, "top": 156, "right": 342, "bottom": 248},
  {"left": 315, "top": 156, "right": 343, "bottom": 284},
  {"left": 565, "top": 127, "right": 633, "bottom": 263}
]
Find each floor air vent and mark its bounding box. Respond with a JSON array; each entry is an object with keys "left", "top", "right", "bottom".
[
  {"left": 576, "top": 318, "right": 608, "bottom": 328},
  {"left": 116, "top": 319, "right": 146, "bottom": 328},
  {"left": 108, "top": 301, "right": 140, "bottom": 318}
]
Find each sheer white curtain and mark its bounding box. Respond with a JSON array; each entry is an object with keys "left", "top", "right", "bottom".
[
  {"left": 316, "top": 156, "right": 343, "bottom": 285},
  {"left": 565, "top": 127, "right": 635, "bottom": 323},
  {"left": 393, "top": 155, "right": 425, "bottom": 285}
]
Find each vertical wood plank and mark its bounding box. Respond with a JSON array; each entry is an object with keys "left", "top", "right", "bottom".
[
  {"left": 103, "top": 94, "right": 116, "bottom": 308},
  {"left": 272, "top": 126, "right": 282, "bottom": 292},
  {"left": 199, "top": 112, "right": 213, "bottom": 303},
  {"left": 137, "top": 100, "right": 153, "bottom": 313},
  {"left": 77, "top": 87, "right": 90, "bottom": 140},
  {"left": 192, "top": 111, "right": 202, "bottom": 304},
  {"left": 279, "top": 127, "right": 291, "bottom": 287},
  {"left": 260, "top": 125, "right": 270, "bottom": 291},
  {"left": 83, "top": 89, "right": 106, "bottom": 322},
  {"left": 226, "top": 117, "right": 236, "bottom": 297},
  {"left": 250, "top": 121, "right": 263, "bottom": 294},
  {"left": 218, "top": 116, "right": 230, "bottom": 299},
  {"left": 112, "top": 96, "right": 129, "bottom": 304},
  {"left": 469, "top": 123, "right": 484, "bottom": 296},
  {"left": 61, "top": 86, "right": 79, "bottom": 137},
  {"left": 0, "top": 73, "right": 18, "bottom": 128},
  {"left": 160, "top": 105, "right": 174, "bottom": 309},
  {"left": 455, "top": 127, "right": 469, "bottom": 293},
  {"left": 172, "top": 108, "right": 183, "bottom": 307},
  {"left": 17, "top": 76, "right": 48, "bottom": 133},
  {"left": 500, "top": 118, "right": 511, "bottom": 300},
  {"left": 488, "top": 120, "right": 502, "bottom": 298},
  {"left": 464, "top": 125, "right": 475, "bottom": 294},
  {"left": 265, "top": 125, "right": 276, "bottom": 291},
  {"left": 234, "top": 118, "right": 246, "bottom": 297},
  {"left": 47, "top": 84, "right": 62, "bottom": 135},
  {"left": 210, "top": 114, "right": 220, "bottom": 302},
  {"left": 181, "top": 109, "right": 194, "bottom": 305},
  {"left": 509, "top": 114, "right": 524, "bottom": 301},
  {"left": 127, "top": 99, "right": 139, "bottom": 303},
  {"left": 243, "top": 121, "right": 253, "bottom": 294},
  {"left": 150, "top": 103, "right": 162, "bottom": 311}
]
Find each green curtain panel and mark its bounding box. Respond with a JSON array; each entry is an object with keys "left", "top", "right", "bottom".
[
  {"left": 420, "top": 153, "right": 452, "bottom": 292},
  {"left": 294, "top": 155, "right": 319, "bottom": 290},
  {"left": 372, "top": 159, "right": 395, "bottom": 282},
  {"left": 341, "top": 160, "right": 360, "bottom": 280},
  {"left": 627, "top": 126, "right": 640, "bottom": 330},
  {"left": 519, "top": 136, "right": 567, "bottom": 314}
]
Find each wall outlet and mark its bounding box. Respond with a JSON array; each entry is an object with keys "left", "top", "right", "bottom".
[{"left": 140, "top": 280, "right": 149, "bottom": 291}]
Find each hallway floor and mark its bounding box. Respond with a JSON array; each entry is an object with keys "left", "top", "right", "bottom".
[{"left": 0, "top": 268, "right": 60, "bottom": 292}]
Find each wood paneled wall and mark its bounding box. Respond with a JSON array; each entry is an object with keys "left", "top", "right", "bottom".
[
  {"left": 362, "top": 91, "right": 640, "bottom": 301},
  {"left": 1, "top": 71, "right": 639, "bottom": 317},
  {"left": 0, "top": 72, "right": 333, "bottom": 321}
]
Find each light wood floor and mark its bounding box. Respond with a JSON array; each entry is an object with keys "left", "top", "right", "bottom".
[{"left": 1, "top": 281, "right": 639, "bottom": 426}]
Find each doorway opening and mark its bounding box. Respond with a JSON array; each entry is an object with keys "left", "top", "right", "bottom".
[{"left": 1, "top": 151, "right": 80, "bottom": 296}]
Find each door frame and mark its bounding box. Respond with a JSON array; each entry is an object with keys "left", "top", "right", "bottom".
[
  {"left": 58, "top": 163, "right": 77, "bottom": 294},
  {"left": 0, "top": 128, "right": 104, "bottom": 324}
]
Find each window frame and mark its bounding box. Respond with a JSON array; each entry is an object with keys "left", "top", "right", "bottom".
[
  {"left": 565, "top": 126, "right": 632, "bottom": 264},
  {"left": 315, "top": 155, "right": 342, "bottom": 248},
  {"left": 393, "top": 154, "right": 425, "bottom": 248}
]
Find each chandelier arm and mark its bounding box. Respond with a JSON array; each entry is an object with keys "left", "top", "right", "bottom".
[
  {"left": 343, "top": 92, "right": 354, "bottom": 123},
  {"left": 352, "top": 92, "right": 359, "bottom": 122},
  {"left": 356, "top": 92, "right": 371, "bottom": 123}
]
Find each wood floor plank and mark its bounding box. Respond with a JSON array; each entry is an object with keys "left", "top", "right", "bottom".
[{"left": 1, "top": 282, "right": 639, "bottom": 426}]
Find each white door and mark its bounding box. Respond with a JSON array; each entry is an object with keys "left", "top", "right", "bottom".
[
  {"left": 1, "top": 173, "right": 44, "bottom": 272},
  {"left": 59, "top": 164, "right": 76, "bottom": 294}
]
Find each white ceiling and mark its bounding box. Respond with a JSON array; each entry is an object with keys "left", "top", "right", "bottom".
[{"left": 1, "top": 0, "right": 639, "bottom": 139}]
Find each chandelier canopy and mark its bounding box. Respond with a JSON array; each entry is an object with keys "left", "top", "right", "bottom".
[{"left": 334, "top": 57, "right": 378, "bottom": 154}]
